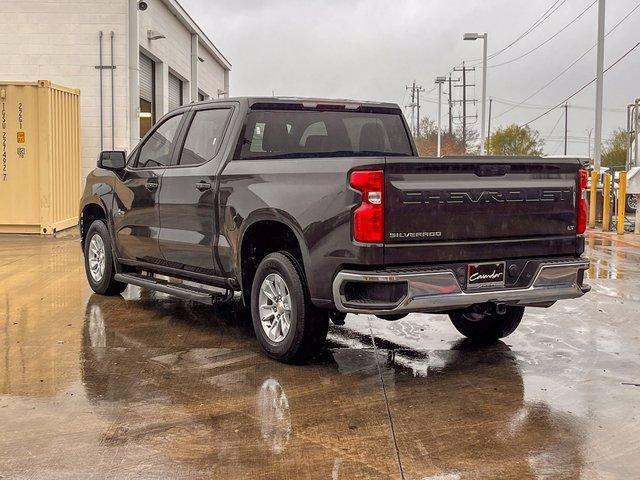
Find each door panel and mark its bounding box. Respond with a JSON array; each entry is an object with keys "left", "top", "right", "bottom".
[
  {"left": 158, "top": 107, "right": 232, "bottom": 274},
  {"left": 112, "top": 112, "right": 185, "bottom": 263},
  {"left": 112, "top": 169, "right": 164, "bottom": 262}
]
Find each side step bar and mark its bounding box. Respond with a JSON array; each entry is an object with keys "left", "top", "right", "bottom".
[{"left": 114, "top": 273, "right": 231, "bottom": 305}]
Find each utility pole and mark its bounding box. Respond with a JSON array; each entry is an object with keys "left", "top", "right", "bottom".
[
  {"left": 435, "top": 76, "right": 446, "bottom": 157},
  {"left": 448, "top": 75, "right": 453, "bottom": 134},
  {"left": 462, "top": 66, "right": 467, "bottom": 145},
  {"left": 446, "top": 75, "right": 459, "bottom": 135},
  {"left": 415, "top": 85, "right": 425, "bottom": 137},
  {"left": 594, "top": 0, "right": 606, "bottom": 170},
  {"left": 453, "top": 63, "right": 476, "bottom": 150},
  {"left": 564, "top": 103, "right": 569, "bottom": 156},
  {"left": 487, "top": 98, "right": 492, "bottom": 155},
  {"left": 406, "top": 81, "right": 416, "bottom": 136}
]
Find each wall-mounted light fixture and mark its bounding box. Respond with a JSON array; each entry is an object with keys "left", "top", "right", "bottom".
[{"left": 147, "top": 30, "right": 166, "bottom": 41}]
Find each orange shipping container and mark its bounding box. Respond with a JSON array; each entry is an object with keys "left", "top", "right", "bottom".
[{"left": 0, "top": 80, "right": 81, "bottom": 234}]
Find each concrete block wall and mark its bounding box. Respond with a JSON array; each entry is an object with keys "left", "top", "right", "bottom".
[
  {"left": 0, "top": 0, "right": 130, "bottom": 181},
  {"left": 0, "top": 0, "right": 229, "bottom": 184},
  {"left": 199, "top": 42, "right": 227, "bottom": 99}
]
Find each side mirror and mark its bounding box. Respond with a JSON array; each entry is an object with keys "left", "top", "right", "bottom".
[{"left": 98, "top": 150, "right": 126, "bottom": 171}]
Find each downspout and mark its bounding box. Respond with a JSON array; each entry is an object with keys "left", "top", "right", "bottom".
[
  {"left": 190, "top": 33, "right": 198, "bottom": 102},
  {"left": 98, "top": 31, "right": 103, "bottom": 151},
  {"left": 110, "top": 31, "right": 115, "bottom": 149},
  {"left": 128, "top": 0, "right": 140, "bottom": 148}
]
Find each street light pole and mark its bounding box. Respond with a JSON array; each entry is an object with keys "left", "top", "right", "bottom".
[
  {"left": 464, "top": 32, "right": 488, "bottom": 155},
  {"left": 435, "top": 76, "right": 446, "bottom": 157},
  {"left": 594, "top": 0, "right": 605, "bottom": 171},
  {"left": 585, "top": 128, "right": 593, "bottom": 158}
]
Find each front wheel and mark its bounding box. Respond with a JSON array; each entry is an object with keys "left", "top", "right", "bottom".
[
  {"left": 250, "top": 252, "right": 329, "bottom": 363},
  {"left": 449, "top": 304, "right": 524, "bottom": 342},
  {"left": 83, "top": 220, "right": 127, "bottom": 296}
]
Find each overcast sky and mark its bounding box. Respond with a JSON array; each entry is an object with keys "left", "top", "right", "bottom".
[{"left": 182, "top": 0, "right": 639, "bottom": 156}]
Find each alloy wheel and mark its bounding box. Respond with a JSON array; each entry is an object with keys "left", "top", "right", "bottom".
[
  {"left": 88, "top": 233, "right": 106, "bottom": 283},
  {"left": 258, "top": 273, "right": 292, "bottom": 343}
]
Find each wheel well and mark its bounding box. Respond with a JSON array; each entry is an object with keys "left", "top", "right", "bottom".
[
  {"left": 80, "top": 203, "right": 106, "bottom": 247},
  {"left": 240, "top": 220, "right": 305, "bottom": 305}
]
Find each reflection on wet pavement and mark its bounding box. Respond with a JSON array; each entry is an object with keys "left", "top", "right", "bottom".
[
  {"left": 585, "top": 233, "right": 640, "bottom": 279},
  {"left": 1, "top": 232, "right": 639, "bottom": 479}
]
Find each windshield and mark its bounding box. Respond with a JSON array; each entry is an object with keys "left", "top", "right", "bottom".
[{"left": 237, "top": 109, "right": 414, "bottom": 160}]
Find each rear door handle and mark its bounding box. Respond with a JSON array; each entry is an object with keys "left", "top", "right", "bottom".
[
  {"left": 145, "top": 180, "right": 159, "bottom": 191},
  {"left": 195, "top": 181, "right": 211, "bottom": 191}
]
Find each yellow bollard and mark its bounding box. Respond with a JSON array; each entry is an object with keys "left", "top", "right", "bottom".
[
  {"left": 588, "top": 171, "right": 599, "bottom": 228},
  {"left": 617, "top": 171, "right": 627, "bottom": 235},
  {"left": 602, "top": 173, "right": 612, "bottom": 231}
]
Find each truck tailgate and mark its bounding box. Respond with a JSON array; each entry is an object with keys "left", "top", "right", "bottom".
[{"left": 384, "top": 157, "right": 582, "bottom": 263}]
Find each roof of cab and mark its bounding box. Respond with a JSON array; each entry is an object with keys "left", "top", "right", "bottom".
[{"left": 190, "top": 96, "right": 401, "bottom": 110}]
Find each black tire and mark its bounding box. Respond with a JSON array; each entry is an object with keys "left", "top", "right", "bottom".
[
  {"left": 626, "top": 194, "right": 637, "bottom": 214},
  {"left": 449, "top": 304, "right": 524, "bottom": 342},
  {"left": 375, "top": 313, "right": 408, "bottom": 321},
  {"left": 83, "top": 220, "right": 127, "bottom": 296},
  {"left": 250, "top": 252, "right": 329, "bottom": 363}
]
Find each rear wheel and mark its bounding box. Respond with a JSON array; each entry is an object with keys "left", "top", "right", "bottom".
[
  {"left": 626, "top": 194, "right": 637, "bottom": 214},
  {"left": 375, "top": 313, "right": 408, "bottom": 321},
  {"left": 83, "top": 220, "right": 127, "bottom": 296},
  {"left": 251, "top": 252, "right": 329, "bottom": 363},
  {"left": 449, "top": 304, "right": 524, "bottom": 341}
]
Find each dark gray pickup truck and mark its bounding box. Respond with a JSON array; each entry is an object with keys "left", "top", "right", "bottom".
[{"left": 80, "top": 97, "right": 590, "bottom": 362}]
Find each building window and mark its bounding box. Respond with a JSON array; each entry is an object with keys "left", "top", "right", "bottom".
[
  {"left": 198, "top": 91, "right": 206, "bottom": 102},
  {"left": 139, "top": 53, "right": 155, "bottom": 137},
  {"left": 168, "top": 73, "right": 183, "bottom": 111}
]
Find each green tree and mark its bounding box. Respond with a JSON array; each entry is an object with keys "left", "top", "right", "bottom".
[
  {"left": 414, "top": 117, "right": 476, "bottom": 156},
  {"left": 487, "top": 124, "right": 544, "bottom": 156},
  {"left": 601, "top": 128, "right": 627, "bottom": 168}
]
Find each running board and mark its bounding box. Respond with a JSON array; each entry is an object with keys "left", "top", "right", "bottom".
[{"left": 114, "top": 273, "right": 230, "bottom": 305}]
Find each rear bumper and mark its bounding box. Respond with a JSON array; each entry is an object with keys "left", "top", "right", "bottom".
[{"left": 332, "top": 259, "right": 590, "bottom": 314}]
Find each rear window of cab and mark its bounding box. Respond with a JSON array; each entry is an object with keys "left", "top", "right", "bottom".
[{"left": 237, "top": 108, "right": 413, "bottom": 160}]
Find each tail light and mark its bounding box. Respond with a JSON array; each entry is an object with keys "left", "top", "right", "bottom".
[
  {"left": 350, "top": 170, "right": 384, "bottom": 243},
  {"left": 576, "top": 168, "right": 588, "bottom": 234}
]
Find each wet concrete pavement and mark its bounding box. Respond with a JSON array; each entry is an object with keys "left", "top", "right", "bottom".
[{"left": 0, "top": 232, "right": 639, "bottom": 479}]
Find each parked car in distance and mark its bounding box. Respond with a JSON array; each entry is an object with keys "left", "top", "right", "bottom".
[
  {"left": 613, "top": 170, "right": 638, "bottom": 213},
  {"left": 80, "top": 97, "right": 590, "bottom": 362}
]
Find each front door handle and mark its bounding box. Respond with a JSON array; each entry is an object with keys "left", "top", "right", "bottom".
[
  {"left": 145, "top": 180, "right": 159, "bottom": 191},
  {"left": 195, "top": 181, "right": 211, "bottom": 191}
]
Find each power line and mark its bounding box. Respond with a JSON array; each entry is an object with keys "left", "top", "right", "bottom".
[
  {"left": 523, "top": 40, "right": 640, "bottom": 126},
  {"left": 489, "top": 0, "right": 597, "bottom": 68},
  {"left": 543, "top": 110, "right": 565, "bottom": 142},
  {"left": 491, "top": 96, "right": 626, "bottom": 113},
  {"left": 469, "top": 0, "right": 568, "bottom": 64},
  {"left": 495, "top": 1, "right": 640, "bottom": 120}
]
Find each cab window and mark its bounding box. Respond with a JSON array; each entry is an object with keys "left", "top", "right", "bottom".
[
  {"left": 135, "top": 113, "right": 184, "bottom": 168},
  {"left": 179, "top": 109, "right": 230, "bottom": 166}
]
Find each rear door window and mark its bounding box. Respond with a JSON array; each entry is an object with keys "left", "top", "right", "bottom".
[{"left": 179, "top": 108, "right": 231, "bottom": 166}]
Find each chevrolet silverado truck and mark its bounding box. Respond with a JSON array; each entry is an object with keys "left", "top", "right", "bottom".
[{"left": 80, "top": 97, "right": 590, "bottom": 362}]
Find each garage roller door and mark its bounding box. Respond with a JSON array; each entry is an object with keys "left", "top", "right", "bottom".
[
  {"left": 168, "top": 73, "right": 183, "bottom": 111},
  {"left": 140, "top": 54, "right": 154, "bottom": 103}
]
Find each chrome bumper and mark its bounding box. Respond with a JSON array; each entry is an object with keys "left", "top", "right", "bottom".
[{"left": 332, "top": 260, "right": 590, "bottom": 315}]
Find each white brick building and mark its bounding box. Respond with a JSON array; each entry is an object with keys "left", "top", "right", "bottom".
[{"left": 0, "top": 0, "right": 231, "bottom": 179}]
